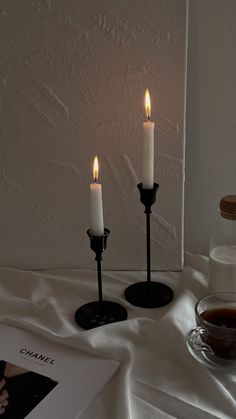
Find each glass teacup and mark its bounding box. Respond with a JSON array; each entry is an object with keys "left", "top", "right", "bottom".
[{"left": 187, "top": 293, "right": 236, "bottom": 365}]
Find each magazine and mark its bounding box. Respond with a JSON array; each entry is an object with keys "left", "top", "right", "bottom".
[{"left": 0, "top": 323, "right": 119, "bottom": 418}]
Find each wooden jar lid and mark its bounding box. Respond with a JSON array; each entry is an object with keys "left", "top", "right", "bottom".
[{"left": 220, "top": 195, "right": 236, "bottom": 219}]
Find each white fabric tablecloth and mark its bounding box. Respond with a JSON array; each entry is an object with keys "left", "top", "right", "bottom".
[{"left": 0, "top": 252, "right": 235, "bottom": 419}]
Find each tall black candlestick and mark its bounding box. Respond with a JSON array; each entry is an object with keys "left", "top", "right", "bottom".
[{"left": 124, "top": 183, "right": 174, "bottom": 308}]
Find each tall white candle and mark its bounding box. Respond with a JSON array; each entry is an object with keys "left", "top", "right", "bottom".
[
  {"left": 142, "top": 89, "right": 155, "bottom": 189},
  {"left": 90, "top": 156, "right": 104, "bottom": 236}
]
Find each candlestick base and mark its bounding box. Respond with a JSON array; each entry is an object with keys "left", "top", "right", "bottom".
[
  {"left": 75, "top": 301, "right": 127, "bottom": 330},
  {"left": 125, "top": 281, "right": 173, "bottom": 308}
]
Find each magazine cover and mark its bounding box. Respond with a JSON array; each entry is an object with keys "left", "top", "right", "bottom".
[{"left": 0, "top": 324, "right": 119, "bottom": 418}]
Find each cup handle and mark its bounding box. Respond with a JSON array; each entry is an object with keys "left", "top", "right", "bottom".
[{"left": 187, "top": 327, "right": 214, "bottom": 353}]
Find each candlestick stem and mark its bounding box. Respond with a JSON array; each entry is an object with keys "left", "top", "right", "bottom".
[
  {"left": 95, "top": 253, "right": 103, "bottom": 315},
  {"left": 146, "top": 209, "right": 151, "bottom": 283}
]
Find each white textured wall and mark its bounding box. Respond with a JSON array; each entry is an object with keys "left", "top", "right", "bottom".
[
  {"left": 185, "top": 0, "right": 236, "bottom": 256},
  {"left": 0, "top": 0, "right": 187, "bottom": 270}
]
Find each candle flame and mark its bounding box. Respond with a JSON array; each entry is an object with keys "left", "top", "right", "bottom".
[
  {"left": 145, "top": 89, "right": 151, "bottom": 119},
  {"left": 93, "top": 156, "right": 99, "bottom": 181}
]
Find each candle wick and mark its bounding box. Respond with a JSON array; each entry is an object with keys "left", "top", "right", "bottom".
[
  {"left": 94, "top": 177, "right": 98, "bottom": 183},
  {"left": 147, "top": 115, "right": 150, "bottom": 121}
]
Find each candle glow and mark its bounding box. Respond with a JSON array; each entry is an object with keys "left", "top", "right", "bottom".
[
  {"left": 93, "top": 156, "right": 99, "bottom": 182},
  {"left": 145, "top": 89, "right": 151, "bottom": 119}
]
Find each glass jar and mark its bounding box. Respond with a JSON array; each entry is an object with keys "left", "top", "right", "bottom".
[{"left": 208, "top": 195, "right": 236, "bottom": 293}]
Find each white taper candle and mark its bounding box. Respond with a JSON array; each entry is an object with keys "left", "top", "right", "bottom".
[
  {"left": 90, "top": 156, "right": 104, "bottom": 236},
  {"left": 142, "top": 89, "right": 155, "bottom": 189}
]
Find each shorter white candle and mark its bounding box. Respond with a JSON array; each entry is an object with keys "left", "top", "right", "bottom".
[
  {"left": 142, "top": 89, "right": 155, "bottom": 189},
  {"left": 90, "top": 156, "right": 104, "bottom": 236}
]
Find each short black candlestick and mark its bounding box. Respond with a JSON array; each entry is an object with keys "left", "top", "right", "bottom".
[
  {"left": 124, "top": 183, "right": 174, "bottom": 308},
  {"left": 75, "top": 228, "right": 127, "bottom": 329}
]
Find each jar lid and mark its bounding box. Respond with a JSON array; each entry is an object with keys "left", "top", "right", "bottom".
[{"left": 220, "top": 195, "right": 236, "bottom": 219}]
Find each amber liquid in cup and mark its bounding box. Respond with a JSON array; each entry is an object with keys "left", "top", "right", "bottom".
[{"left": 200, "top": 308, "right": 236, "bottom": 360}]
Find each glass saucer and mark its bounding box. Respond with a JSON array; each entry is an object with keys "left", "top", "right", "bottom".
[{"left": 186, "top": 338, "right": 236, "bottom": 373}]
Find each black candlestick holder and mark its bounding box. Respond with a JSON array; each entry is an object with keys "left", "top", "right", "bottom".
[
  {"left": 124, "top": 183, "right": 174, "bottom": 308},
  {"left": 75, "top": 228, "right": 127, "bottom": 329}
]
